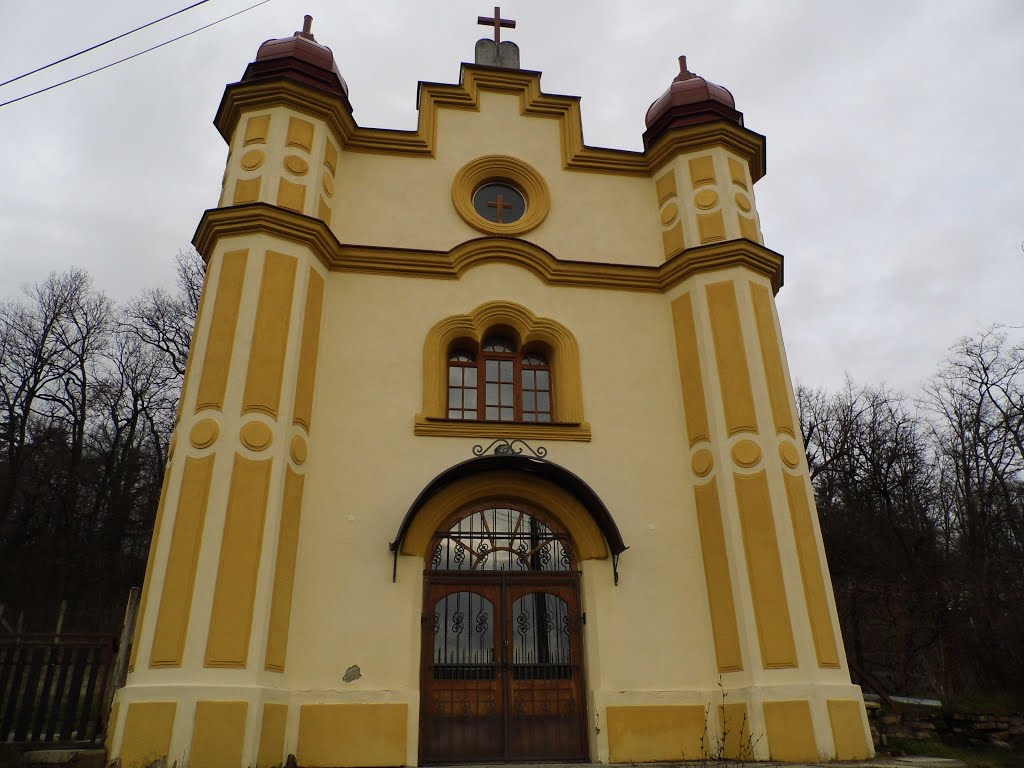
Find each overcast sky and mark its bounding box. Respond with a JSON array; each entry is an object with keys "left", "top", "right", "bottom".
[{"left": 1, "top": 0, "right": 1021, "bottom": 393}]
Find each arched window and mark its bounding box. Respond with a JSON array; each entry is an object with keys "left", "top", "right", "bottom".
[
  {"left": 430, "top": 506, "right": 575, "bottom": 572},
  {"left": 447, "top": 335, "right": 553, "bottom": 423},
  {"left": 418, "top": 300, "right": 588, "bottom": 440}
]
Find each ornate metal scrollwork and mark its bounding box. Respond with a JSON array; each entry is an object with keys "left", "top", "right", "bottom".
[{"left": 472, "top": 438, "right": 548, "bottom": 458}]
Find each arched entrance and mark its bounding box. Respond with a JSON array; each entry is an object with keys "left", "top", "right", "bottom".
[{"left": 420, "top": 502, "right": 588, "bottom": 763}]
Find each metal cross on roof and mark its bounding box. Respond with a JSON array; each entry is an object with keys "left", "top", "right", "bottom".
[{"left": 477, "top": 6, "right": 516, "bottom": 44}]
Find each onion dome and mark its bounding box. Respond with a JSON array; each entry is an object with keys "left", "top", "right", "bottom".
[
  {"left": 241, "top": 15, "right": 349, "bottom": 102},
  {"left": 642, "top": 56, "right": 743, "bottom": 148}
]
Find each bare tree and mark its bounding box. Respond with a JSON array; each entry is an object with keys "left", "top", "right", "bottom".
[{"left": 121, "top": 249, "right": 204, "bottom": 377}]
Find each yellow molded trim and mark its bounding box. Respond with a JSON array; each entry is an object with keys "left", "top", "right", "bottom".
[
  {"left": 690, "top": 156, "right": 716, "bottom": 187},
  {"left": 655, "top": 169, "right": 677, "bottom": 205},
  {"left": 190, "top": 701, "right": 247, "bottom": 768},
  {"left": 233, "top": 177, "right": 261, "bottom": 205},
  {"left": 120, "top": 702, "right": 176, "bottom": 768},
  {"left": 150, "top": 455, "right": 215, "bottom": 667},
  {"left": 413, "top": 418, "right": 590, "bottom": 441},
  {"left": 451, "top": 155, "right": 550, "bottom": 235},
  {"left": 784, "top": 472, "right": 841, "bottom": 667},
  {"left": 292, "top": 269, "right": 325, "bottom": 431},
  {"left": 763, "top": 700, "right": 818, "bottom": 761},
  {"left": 243, "top": 114, "right": 271, "bottom": 145},
  {"left": 734, "top": 470, "right": 797, "bottom": 669},
  {"left": 276, "top": 178, "right": 306, "bottom": 213},
  {"left": 242, "top": 251, "right": 297, "bottom": 418},
  {"left": 606, "top": 705, "right": 707, "bottom": 762},
  {"left": 827, "top": 699, "right": 872, "bottom": 760},
  {"left": 286, "top": 116, "right": 314, "bottom": 151},
  {"left": 401, "top": 470, "right": 608, "bottom": 561},
  {"left": 420, "top": 299, "right": 584, "bottom": 427},
  {"left": 750, "top": 283, "right": 795, "bottom": 436},
  {"left": 205, "top": 454, "right": 272, "bottom": 668},
  {"left": 694, "top": 479, "right": 743, "bottom": 672},
  {"left": 297, "top": 703, "right": 407, "bottom": 768},
  {"left": 671, "top": 292, "right": 711, "bottom": 445},
  {"left": 707, "top": 281, "right": 758, "bottom": 435},
  {"left": 258, "top": 703, "right": 288, "bottom": 768},
  {"left": 265, "top": 467, "right": 304, "bottom": 672},
  {"left": 698, "top": 210, "right": 727, "bottom": 243},
  {"left": 194, "top": 205, "right": 785, "bottom": 294},
  {"left": 215, "top": 69, "right": 766, "bottom": 180},
  {"left": 195, "top": 250, "right": 247, "bottom": 413}
]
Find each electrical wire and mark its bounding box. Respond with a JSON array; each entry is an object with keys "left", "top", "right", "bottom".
[
  {"left": 0, "top": 0, "right": 213, "bottom": 89},
  {"left": 0, "top": 0, "right": 272, "bottom": 109}
]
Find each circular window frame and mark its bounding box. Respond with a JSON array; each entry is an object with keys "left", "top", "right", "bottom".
[{"left": 452, "top": 155, "right": 550, "bottom": 236}]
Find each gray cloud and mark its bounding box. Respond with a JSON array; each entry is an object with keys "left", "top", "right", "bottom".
[{"left": 1, "top": 0, "right": 1021, "bottom": 393}]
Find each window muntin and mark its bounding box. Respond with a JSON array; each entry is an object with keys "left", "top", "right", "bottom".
[
  {"left": 430, "top": 506, "right": 574, "bottom": 572},
  {"left": 447, "top": 349, "right": 478, "bottom": 420},
  {"left": 447, "top": 336, "right": 553, "bottom": 423}
]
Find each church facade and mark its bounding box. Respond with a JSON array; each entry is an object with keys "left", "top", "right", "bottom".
[{"left": 108, "top": 14, "right": 874, "bottom": 767}]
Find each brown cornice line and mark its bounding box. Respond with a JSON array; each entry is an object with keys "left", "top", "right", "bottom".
[
  {"left": 192, "top": 203, "right": 784, "bottom": 293},
  {"left": 213, "top": 67, "right": 766, "bottom": 180}
]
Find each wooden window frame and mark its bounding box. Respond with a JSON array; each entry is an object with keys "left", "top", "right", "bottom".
[{"left": 419, "top": 301, "right": 590, "bottom": 442}]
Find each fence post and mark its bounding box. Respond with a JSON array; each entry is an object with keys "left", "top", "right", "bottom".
[{"left": 109, "top": 588, "right": 139, "bottom": 700}]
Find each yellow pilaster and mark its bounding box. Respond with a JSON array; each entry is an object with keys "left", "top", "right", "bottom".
[
  {"left": 114, "top": 105, "right": 329, "bottom": 768},
  {"left": 669, "top": 261, "right": 871, "bottom": 759}
]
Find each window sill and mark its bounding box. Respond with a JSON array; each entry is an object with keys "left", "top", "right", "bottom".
[{"left": 414, "top": 415, "right": 591, "bottom": 442}]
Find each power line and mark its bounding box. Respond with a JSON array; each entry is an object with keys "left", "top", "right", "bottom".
[
  {"left": 0, "top": 0, "right": 213, "bottom": 89},
  {"left": 0, "top": 0, "right": 272, "bottom": 109}
]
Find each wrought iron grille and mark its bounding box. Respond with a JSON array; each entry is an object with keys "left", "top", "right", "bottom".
[{"left": 430, "top": 507, "right": 573, "bottom": 572}]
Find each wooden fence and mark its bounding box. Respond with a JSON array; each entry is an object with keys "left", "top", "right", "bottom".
[{"left": 0, "top": 633, "right": 116, "bottom": 745}]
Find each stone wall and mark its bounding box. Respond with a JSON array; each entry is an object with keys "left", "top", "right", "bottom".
[{"left": 868, "top": 706, "right": 1024, "bottom": 750}]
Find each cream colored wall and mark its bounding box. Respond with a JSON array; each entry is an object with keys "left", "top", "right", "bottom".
[{"left": 332, "top": 91, "right": 664, "bottom": 265}]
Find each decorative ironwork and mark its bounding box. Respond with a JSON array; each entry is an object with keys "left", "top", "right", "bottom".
[
  {"left": 472, "top": 438, "right": 548, "bottom": 458},
  {"left": 431, "top": 507, "right": 574, "bottom": 572}
]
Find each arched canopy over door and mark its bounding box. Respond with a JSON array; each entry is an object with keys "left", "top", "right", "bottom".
[{"left": 389, "top": 454, "right": 627, "bottom": 581}]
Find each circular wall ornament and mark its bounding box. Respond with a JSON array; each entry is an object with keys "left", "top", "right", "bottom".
[
  {"left": 284, "top": 155, "right": 309, "bottom": 175},
  {"left": 240, "top": 421, "right": 273, "bottom": 451},
  {"left": 694, "top": 189, "right": 719, "bottom": 210},
  {"left": 691, "top": 449, "right": 714, "bottom": 478},
  {"left": 452, "top": 155, "right": 550, "bottom": 236},
  {"left": 735, "top": 192, "right": 752, "bottom": 213},
  {"left": 290, "top": 435, "right": 308, "bottom": 465},
  {"left": 240, "top": 150, "right": 265, "bottom": 171},
  {"left": 660, "top": 202, "right": 679, "bottom": 226},
  {"left": 322, "top": 173, "right": 335, "bottom": 197},
  {"left": 779, "top": 441, "right": 801, "bottom": 469},
  {"left": 731, "top": 439, "right": 762, "bottom": 468},
  {"left": 189, "top": 419, "right": 219, "bottom": 449}
]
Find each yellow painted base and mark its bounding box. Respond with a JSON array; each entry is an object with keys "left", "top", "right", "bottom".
[
  {"left": 190, "top": 701, "right": 246, "bottom": 768},
  {"left": 297, "top": 703, "right": 407, "bottom": 767},
  {"left": 119, "top": 702, "right": 176, "bottom": 768},
  {"left": 258, "top": 703, "right": 288, "bottom": 768},
  {"left": 606, "top": 705, "right": 706, "bottom": 762},
  {"left": 828, "top": 699, "right": 873, "bottom": 759},
  {"left": 763, "top": 700, "right": 818, "bottom": 762}
]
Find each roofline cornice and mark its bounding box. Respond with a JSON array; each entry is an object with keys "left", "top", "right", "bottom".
[{"left": 213, "top": 67, "right": 766, "bottom": 181}]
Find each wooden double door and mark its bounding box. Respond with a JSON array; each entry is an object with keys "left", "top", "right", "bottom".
[{"left": 420, "top": 572, "right": 588, "bottom": 763}]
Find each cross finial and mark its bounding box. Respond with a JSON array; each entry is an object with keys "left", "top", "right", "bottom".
[{"left": 477, "top": 6, "right": 516, "bottom": 44}]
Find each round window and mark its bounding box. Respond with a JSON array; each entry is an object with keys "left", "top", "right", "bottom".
[{"left": 472, "top": 182, "right": 526, "bottom": 225}]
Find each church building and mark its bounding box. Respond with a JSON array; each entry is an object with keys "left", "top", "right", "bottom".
[{"left": 108, "top": 11, "right": 873, "bottom": 767}]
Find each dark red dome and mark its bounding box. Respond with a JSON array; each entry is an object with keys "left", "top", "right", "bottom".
[
  {"left": 643, "top": 56, "right": 743, "bottom": 148},
  {"left": 241, "top": 16, "right": 349, "bottom": 103}
]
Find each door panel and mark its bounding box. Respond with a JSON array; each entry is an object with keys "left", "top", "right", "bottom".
[
  {"left": 422, "top": 586, "right": 503, "bottom": 762},
  {"left": 506, "top": 587, "right": 586, "bottom": 761},
  {"left": 420, "top": 577, "right": 587, "bottom": 763}
]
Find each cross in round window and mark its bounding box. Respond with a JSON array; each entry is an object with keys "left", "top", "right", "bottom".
[{"left": 472, "top": 182, "right": 526, "bottom": 224}]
